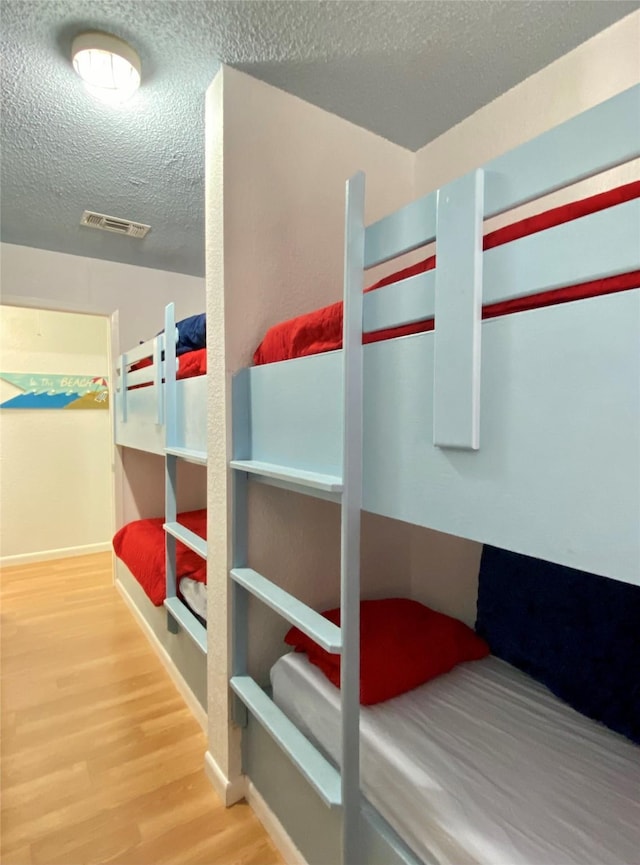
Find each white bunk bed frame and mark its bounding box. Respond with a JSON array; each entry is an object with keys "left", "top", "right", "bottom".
[
  {"left": 115, "top": 303, "right": 208, "bottom": 654},
  {"left": 229, "top": 85, "right": 640, "bottom": 865}
]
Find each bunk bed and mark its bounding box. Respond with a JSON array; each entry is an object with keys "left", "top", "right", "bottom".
[
  {"left": 113, "top": 303, "right": 208, "bottom": 712},
  {"left": 114, "top": 305, "right": 207, "bottom": 456},
  {"left": 112, "top": 508, "right": 207, "bottom": 622},
  {"left": 228, "top": 85, "right": 640, "bottom": 865}
]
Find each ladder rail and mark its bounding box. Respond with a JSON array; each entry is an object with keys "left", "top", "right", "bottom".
[
  {"left": 229, "top": 174, "right": 366, "bottom": 861},
  {"left": 162, "top": 302, "right": 208, "bottom": 650},
  {"left": 341, "top": 171, "right": 366, "bottom": 865},
  {"left": 165, "top": 302, "right": 179, "bottom": 611}
]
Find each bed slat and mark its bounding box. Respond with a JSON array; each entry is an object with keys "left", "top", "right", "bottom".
[
  {"left": 364, "top": 84, "right": 640, "bottom": 270},
  {"left": 362, "top": 199, "right": 640, "bottom": 335},
  {"left": 122, "top": 337, "right": 158, "bottom": 367},
  {"left": 483, "top": 84, "right": 640, "bottom": 218},
  {"left": 364, "top": 191, "right": 437, "bottom": 270},
  {"left": 363, "top": 270, "right": 434, "bottom": 334},
  {"left": 124, "top": 364, "right": 162, "bottom": 389},
  {"left": 484, "top": 197, "right": 640, "bottom": 302},
  {"left": 231, "top": 568, "right": 342, "bottom": 653}
]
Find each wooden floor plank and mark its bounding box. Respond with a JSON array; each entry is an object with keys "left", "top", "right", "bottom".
[{"left": 1, "top": 552, "right": 283, "bottom": 865}]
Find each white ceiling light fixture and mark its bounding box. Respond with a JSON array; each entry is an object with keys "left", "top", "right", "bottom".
[{"left": 72, "top": 31, "right": 141, "bottom": 105}]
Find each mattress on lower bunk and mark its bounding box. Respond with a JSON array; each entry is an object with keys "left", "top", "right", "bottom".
[
  {"left": 112, "top": 509, "right": 207, "bottom": 610},
  {"left": 180, "top": 576, "right": 207, "bottom": 622},
  {"left": 253, "top": 180, "right": 640, "bottom": 365},
  {"left": 271, "top": 652, "right": 640, "bottom": 865}
]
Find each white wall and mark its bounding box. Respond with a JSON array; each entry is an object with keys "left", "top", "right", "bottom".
[
  {"left": 407, "top": 9, "right": 640, "bottom": 617},
  {"left": 415, "top": 10, "right": 640, "bottom": 216},
  {"left": 0, "top": 243, "right": 206, "bottom": 528},
  {"left": 0, "top": 243, "right": 205, "bottom": 350},
  {"left": 0, "top": 305, "right": 112, "bottom": 563},
  {"left": 206, "top": 66, "right": 416, "bottom": 783}
]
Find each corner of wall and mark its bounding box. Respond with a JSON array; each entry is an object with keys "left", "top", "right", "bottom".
[{"left": 412, "top": 9, "right": 640, "bottom": 199}]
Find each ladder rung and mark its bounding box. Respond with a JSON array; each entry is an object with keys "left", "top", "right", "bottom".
[
  {"left": 165, "top": 446, "right": 207, "bottom": 465},
  {"left": 230, "top": 675, "right": 342, "bottom": 808},
  {"left": 163, "top": 522, "right": 207, "bottom": 559},
  {"left": 230, "top": 460, "right": 343, "bottom": 493},
  {"left": 231, "top": 568, "right": 341, "bottom": 653},
  {"left": 164, "top": 597, "right": 207, "bottom": 654}
]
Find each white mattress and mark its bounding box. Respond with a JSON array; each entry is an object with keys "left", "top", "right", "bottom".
[
  {"left": 271, "top": 653, "right": 640, "bottom": 865},
  {"left": 179, "top": 577, "right": 207, "bottom": 622}
]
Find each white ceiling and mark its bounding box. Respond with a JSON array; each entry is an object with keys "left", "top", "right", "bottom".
[{"left": 1, "top": 0, "right": 637, "bottom": 277}]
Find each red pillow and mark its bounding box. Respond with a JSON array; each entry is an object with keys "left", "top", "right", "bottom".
[{"left": 284, "top": 598, "right": 489, "bottom": 705}]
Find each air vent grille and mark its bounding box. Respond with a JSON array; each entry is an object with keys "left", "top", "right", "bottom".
[{"left": 80, "top": 210, "right": 150, "bottom": 239}]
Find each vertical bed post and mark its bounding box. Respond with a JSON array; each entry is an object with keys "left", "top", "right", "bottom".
[
  {"left": 341, "top": 172, "right": 365, "bottom": 865},
  {"left": 433, "top": 169, "right": 484, "bottom": 450},
  {"left": 164, "top": 303, "right": 179, "bottom": 632},
  {"left": 154, "top": 333, "right": 165, "bottom": 426},
  {"left": 120, "top": 353, "right": 128, "bottom": 424},
  {"left": 164, "top": 303, "right": 178, "bottom": 448}
]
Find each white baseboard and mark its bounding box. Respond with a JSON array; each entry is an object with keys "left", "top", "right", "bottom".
[
  {"left": 204, "top": 750, "right": 246, "bottom": 806},
  {"left": 246, "top": 779, "right": 308, "bottom": 865},
  {"left": 115, "top": 578, "right": 207, "bottom": 732},
  {"left": 0, "top": 542, "right": 111, "bottom": 567}
]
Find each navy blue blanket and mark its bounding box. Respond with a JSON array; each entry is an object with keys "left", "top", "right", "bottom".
[
  {"left": 175, "top": 313, "right": 206, "bottom": 356},
  {"left": 149, "top": 313, "right": 206, "bottom": 357},
  {"left": 476, "top": 546, "right": 640, "bottom": 743}
]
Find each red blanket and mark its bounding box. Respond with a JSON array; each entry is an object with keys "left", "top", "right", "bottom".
[
  {"left": 129, "top": 347, "right": 206, "bottom": 384},
  {"left": 254, "top": 181, "right": 640, "bottom": 366},
  {"left": 176, "top": 348, "right": 207, "bottom": 379},
  {"left": 112, "top": 509, "right": 207, "bottom": 605}
]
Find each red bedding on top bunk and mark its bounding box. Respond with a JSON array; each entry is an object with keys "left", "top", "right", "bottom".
[
  {"left": 176, "top": 348, "right": 207, "bottom": 379},
  {"left": 112, "top": 509, "right": 207, "bottom": 605},
  {"left": 129, "top": 347, "right": 207, "bottom": 383},
  {"left": 253, "top": 181, "right": 640, "bottom": 366}
]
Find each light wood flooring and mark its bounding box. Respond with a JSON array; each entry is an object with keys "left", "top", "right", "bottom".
[{"left": 1, "top": 552, "right": 284, "bottom": 865}]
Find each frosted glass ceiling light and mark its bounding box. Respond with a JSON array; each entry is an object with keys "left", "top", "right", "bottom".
[{"left": 72, "top": 32, "right": 141, "bottom": 104}]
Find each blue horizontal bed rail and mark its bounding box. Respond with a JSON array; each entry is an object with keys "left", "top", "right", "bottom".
[
  {"left": 362, "top": 197, "right": 640, "bottom": 333},
  {"left": 364, "top": 84, "right": 640, "bottom": 269}
]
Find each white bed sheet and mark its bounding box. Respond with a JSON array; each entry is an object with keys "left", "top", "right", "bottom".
[
  {"left": 179, "top": 577, "right": 207, "bottom": 622},
  {"left": 271, "top": 653, "right": 640, "bottom": 865}
]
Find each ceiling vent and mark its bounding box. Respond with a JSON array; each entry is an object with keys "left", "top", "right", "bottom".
[{"left": 80, "top": 210, "right": 150, "bottom": 238}]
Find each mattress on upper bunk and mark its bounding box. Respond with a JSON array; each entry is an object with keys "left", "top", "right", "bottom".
[
  {"left": 112, "top": 509, "right": 207, "bottom": 608},
  {"left": 271, "top": 651, "right": 640, "bottom": 865},
  {"left": 253, "top": 180, "right": 640, "bottom": 366}
]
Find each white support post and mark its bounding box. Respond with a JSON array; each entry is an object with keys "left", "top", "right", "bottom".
[
  {"left": 433, "top": 169, "right": 484, "bottom": 450},
  {"left": 120, "top": 353, "right": 128, "bottom": 423},
  {"left": 341, "top": 172, "right": 365, "bottom": 865}
]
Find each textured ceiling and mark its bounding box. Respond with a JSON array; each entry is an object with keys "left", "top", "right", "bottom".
[{"left": 1, "top": 1, "right": 637, "bottom": 278}]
